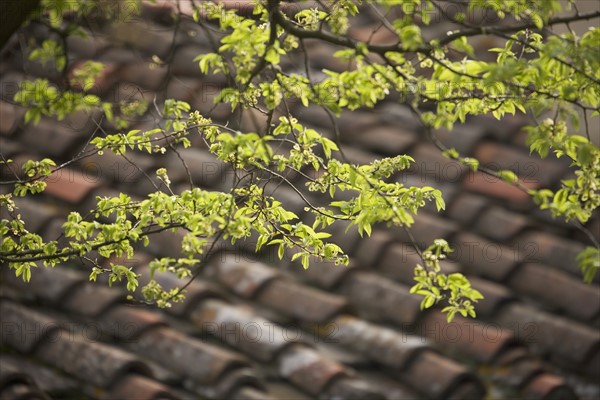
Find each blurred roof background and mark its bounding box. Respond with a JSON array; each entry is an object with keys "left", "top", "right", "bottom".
[{"left": 0, "top": 1, "right": 599, "bottom": 399}]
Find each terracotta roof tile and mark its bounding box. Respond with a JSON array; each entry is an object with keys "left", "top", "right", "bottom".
[
  {"left": 120, "top": 62, "right": 169, "bottom": 91},
  {"left": 338, "top": 271, "right": 422, "bottom": 325},
  {"left": 451, "top": 232, "right": 520, "bottom": 282},
  {"left": 100, "top": 305, "right": 167, "bottom": 340},
  {"left": 588, "top": 215, "right": 600, "bottom": 242},
  {"left": 37, "top": 217, "right": 67, "bottom": 243},
  {"left": 1, "top": 265, "right": 85, "bottom": 304},
  {"left": 475, "top": 142, "right": 567, "bottom": 187},
  {"left": 10, "top": 197, "right": 60, "bottom": 236},
  {"left": 0, "top": 360, "right": 31, "bottom": 389},
  {"left": 209, "top": 255, "right": 282, "bottom": 299},
  {"left": 0, "top": 384, "right": 48, "bottom": 400},
  {"left": 255, "top": 278, "right": 348, "bottom": 323},
  {"left": 80, "top": 148, "right": 154, "bottom": 184},
  {"left": 127, "top": 326, "right": 250, "bottom": 386},
  {"left": 496, "top": 302, "right": 600, "bottom": 375},
  {"left": 353, "top": 229, "right": 394, "bottom": 268},
  {"left": 65, "top": 31, "right": 109, "bottom": 59},
  {"left": 349, "top": 24, "right": 398, "bottom": 45},
  {"left": 342, "top": 125, "right": 417, "bottom": 156},
  {"left": 144, "top": 228, "right": 188, "bottom": 259},
  {"left": 294, "top": 104, "right": 334, "bottom": 129},
  {"left": 473, "top": 206, "right": 530, "bottom": 242},
  {"left": 108, "top": 20, "right": 175, "bottom": 59},
  {"left": 0, "top": 101, "right": 23, "bottom": 136},
  {"left": 0, "top": 301, "right": 152, "bottom": 388},
  {"left": 400, "top": 350, "right": 485, "bottom": 399},
  {"left": 508, "top": 263, "right": 600, "bottom": 321},
  {"left": 521, "top": 373, "right": 578, "bottom": 400},
  {"left": 277, "top": 344, "right": 348, "bottom": 396},
  {"left": 434, "top": 124, "right": 488, "bottom": 155},
  {"left": 285, "top": 257, "right": 359, "bottom": 289},
  {"left": 165, "top": 76, "right": 203, "bottom": 103},
  {"left": 259, "top": 382, "right": 312, "bottom": 400},
  {"left": 394, "top": 212, "right": 459, "bottom": 247},
  {"left": 447, "top": 193, "right": 493, "bottom": 226},
  {"left": 405, "top": 143, "right": 469, "bottom": 185},
  {"left": 300, "top": 41, "right": 349, "bottom": 72},
  {"left": 108, "top": 375, "right": 179, "bottom": 400},
  {"left": 517, "top": 231, "right": 586, "bottom": 278},
  {"left": 0, "top": 358, "right": 50, "bottom": 400},
  {"left": 419, "top": 312, "right": 517, "bottom": 364},
  {"left": 335, "top": 145, "right": 383, "bottom": 165},
  {"left": 472, "top": 114, "right": 530, "bottom": 142},
  {"left": 0, "top": 301, "right": 64, "bottom": 353},
  {"left": 230, "top": 386, "right": 279, "bottom": 400},
  {"left": 192, "top": 367, "right": 266, "bottom": 400},
  {"left": 0, "top": 355, "right": 78, "bottom": 396},
  {"left": 97, "top": 46, "right": 145, "bottom": 65},
  {"left": 171, "top": 45, "right": 207, "bottom": 77},
  {"left": 62, "top": 282, "right": 126, "bottom": 317},
  {"left": 34, "top": 331, "right": 152, "bottom": 388},
  {"left": 324, "top": 219, "right": 362, "bottom": 255},
  {"left": 189, "top": 299, "right": 296, "bottom": 362},
  {"left": 0, "top": 72, "right": 26, "bottom": 102},
  {"left": 19, "top": 118, "right": 87, "bottom": 159},
  {"left": 352, "top": 372, "right": 420, "bottom": 399},
  {"left": 376, "top": 240, "right": 460, "bottom": 285},
  {"left": 43, "top": 167, "right": 105, "bottom": 204},
  {"left": 375, "top": 103, "right": 423, "bottom": 132},
  {"left": 329, "top": 314, "right": 428, "bottom": 369},
  {"left": 324, "top": 376, "right": 387, "bottom": 400},
  {"left": 468, "top": 276, "right": 515, "bottom": 317},
  {"left": 494, "top": 355, "right": 546, "bottom": 390},
  {"left": 463, "top": 171, "right": 537, "bottom": 209},
  {"left": 0, "top": 137, "right": 23, "bottom": 158}
]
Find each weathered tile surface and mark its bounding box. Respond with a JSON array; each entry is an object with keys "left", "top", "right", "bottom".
[{"left": 1, "top": 2, "right": 599, "bottom": 400}]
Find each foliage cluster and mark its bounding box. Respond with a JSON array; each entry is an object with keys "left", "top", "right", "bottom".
[{"left": 1, "top": 0, "right": 598, "bottom": 321}]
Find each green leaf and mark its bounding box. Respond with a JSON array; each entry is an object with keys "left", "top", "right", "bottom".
[{"left": 498, "top": 170, "right": 518, "bottom": 184}]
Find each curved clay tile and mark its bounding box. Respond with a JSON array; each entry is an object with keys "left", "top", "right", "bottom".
[
  {"left": 463, "top": 277, "right": 514, "bottom": 317},
  {"left": 337, "top": 271, "right": 423, "bottom": 325},
  {"left": 419, "top": 311, "right": 519, "bottom": 364},
  {"left": 451, "top": 232, "right": 521, "bottom": 282},
  {"left": 508, "top": 263, "right": 600, "bottom": 321},
  {"left": 0, "top": 301, "right": 63, "bottom": 354},
  {"left": 522, "top": 373, "right": 578, "bottom": 399},
  {"left": 126, "top": 326, "right": 250, "bottom": 386},
  {"left": 195, "top": 367, "right": 265, "bottom": 400},
  {"left": 277, "top": 344, "right": 348, "bottom": 396},
  {"left": 210, "top": 253, "right": 282, "bottom": 299},
  {"left": 496, "top": 302, "right": 600, "bottom": 377},
  {"left": 34, "top": 331, "right": 152, "bottom": 388},
  {"left": 329, "top": 314, "right": 428, "bottom": 369},
  {"left": 1, "top": 265, "right": 86, "bottom": 304},
  {"left": 400, "top": 349, "right": 485, "bottom": 399},
  {"left": 255, "top": 278, "right": 349, "bottom": 323},
  {"left": 189, "top": 299, "right": 298, "bottom": 362},
  {"left": 100, "top": 305, "right": 168, "bottom": 341},
  {"left": 108, "top": 374, "right": 179, "bottom": 400},
  {"left": 61, "top": 283, "right": 127, "bottom": 317}
]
